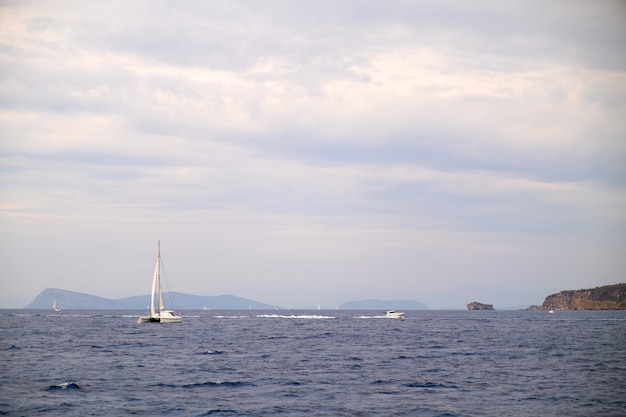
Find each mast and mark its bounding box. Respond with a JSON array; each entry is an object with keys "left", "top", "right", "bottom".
[
  {"left": 157, "top": 241, "right": 165, "bottom": 312},
  {"left": 150, "top": 242, "right": 159, "bottom": 316}
]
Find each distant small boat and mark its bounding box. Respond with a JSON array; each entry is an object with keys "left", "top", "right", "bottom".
[
  {"left": 139, "top": 242, "right": 182, "bottom": 323},
  {"left": 53, "top": 298, "right": 62, "bottom": 312},
  {"left": 386, "top": 310, "right": 405, "bottom": 319},
  {"left": 548, "top": 309, "right": 555, "bottom": 314}
]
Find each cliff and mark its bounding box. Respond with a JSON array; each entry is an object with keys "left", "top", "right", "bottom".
[
  {"left": 467, "top": 302, "right": 494, "bottom": 310},
  {"left": 539, "top": 284, "right": 626, "bottom": 310}
]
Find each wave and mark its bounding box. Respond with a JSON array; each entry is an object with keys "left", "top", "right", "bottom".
[
  {"left": 199, "top": 350, "right": 224, "bottom": 355},
  {"left": 256, "top": 314, "right": 335, "bottom": 319},
  {"left": 157, "top": 381, "right": 254, "bottom": 389},
  {"left": 198, "top": 409, "right": 238, "bottom": 415},
  {"left": 404, "top": 381, "right": 458, "bottom": 389},
  {"left": 371, "top": 380, "right": 458, "bottom": 389},
  {"left": 47, "top": 382, "right": 82, "bottom": 391},
  {"left": 183, "top": 381, "right": 254, "bottom": 388}
]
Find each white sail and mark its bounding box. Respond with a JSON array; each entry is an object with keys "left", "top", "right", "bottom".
[
  {"left": 139, "top": 241, "right": 182, "bottom": 323},
  {"left": 156, "top": 242, "right": 165, "bottom": 312},
  {"left": 149, "top": 242, "right": 160, "bottom": 317}
]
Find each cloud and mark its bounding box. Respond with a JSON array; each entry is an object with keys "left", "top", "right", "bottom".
[{"left": 1, "top": 1, "right": 625, "bottom": 308}]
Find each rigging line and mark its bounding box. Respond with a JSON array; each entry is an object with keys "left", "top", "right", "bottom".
[{"left": 159, "top": 256, "right": 180, "bottom": 312}]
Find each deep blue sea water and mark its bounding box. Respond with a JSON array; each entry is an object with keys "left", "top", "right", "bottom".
[{"left": 1, "top": 309, "right": 625, "bottom": 416}]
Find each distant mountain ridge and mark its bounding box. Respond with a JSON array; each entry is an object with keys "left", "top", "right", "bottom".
[
  {"left": 339, "top": 299, "right": 428, "bottom": 310},
  {"left": 25, "top": 288, "right": 279, "bottom": 310}
]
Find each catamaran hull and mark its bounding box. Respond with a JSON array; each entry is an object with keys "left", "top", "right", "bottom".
[
  {"left": 160, "top": 315, "right": 182, "bottom": 323},
  {"left": 138, "top": 316, "right": 183, "bottom": 323},
  {"left": 138, "top": 311, "right": 183, "bottom": 323}
]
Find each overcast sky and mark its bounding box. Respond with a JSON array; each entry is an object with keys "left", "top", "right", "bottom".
[{"left": 1, "top": 1, "right": 625, "bottom": 309}]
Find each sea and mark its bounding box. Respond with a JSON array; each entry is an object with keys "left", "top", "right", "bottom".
[{"left": 1, "top": 309, "right": 625, "bottom": 417}]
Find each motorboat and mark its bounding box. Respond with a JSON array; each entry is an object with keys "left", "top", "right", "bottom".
[{"left": 386, "top": 310, "right": 405, "bottom": 319}]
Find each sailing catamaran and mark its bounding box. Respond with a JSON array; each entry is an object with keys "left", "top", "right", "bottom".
[
  {"left": 53, "top": 298, "right": 62, "bottom": 312},
  {"left": 139, "top": 242, "right": 182, "bottom": 323}
]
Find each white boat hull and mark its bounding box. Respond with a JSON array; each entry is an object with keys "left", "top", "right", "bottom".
[
  {"left": 139, "top": 311, "right": 182, "bottom": 323},
  {"left": 386, "top": 310, "right": 405, "bottom": 319},
  {"left": 160, "top": 315, "right": 183, "bottom": 323}
]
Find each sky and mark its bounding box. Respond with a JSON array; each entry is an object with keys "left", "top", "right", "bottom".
[{"left": 1, "top": 1, "right": 625, "bottom": 309}]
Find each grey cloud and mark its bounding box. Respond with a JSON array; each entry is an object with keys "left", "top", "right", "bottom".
[{"left": 1, "top": 0, "right": 624, "bottom": 308}]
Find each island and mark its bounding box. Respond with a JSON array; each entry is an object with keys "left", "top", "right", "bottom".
[
  {"left": 24, "top": 288, "right": 279, "bottom": 310},
  {"left": 529, "top": 283, "right": 626, "bottom": 310},
  {"left": 467, "top": 302, "right": 494, "bottom": 310},
  {"left": 339, "top": 299, "right": 428, "bottom": 310}
]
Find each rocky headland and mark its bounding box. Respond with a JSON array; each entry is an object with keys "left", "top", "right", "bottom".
[
  {"left": 467, "top": 302, "right": 494, "bottom": 310},
  {"left": 529, "top": 283, "right": 626, "bottom": 310}
]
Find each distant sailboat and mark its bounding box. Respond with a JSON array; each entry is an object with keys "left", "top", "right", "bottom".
[
  {"left": 139, "top": 241, "right": 182, "bottom": 323},
  {"left": 53, "top": 298, "right": 62, "bottom": 312}
]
